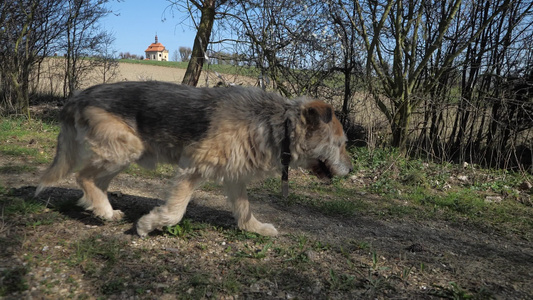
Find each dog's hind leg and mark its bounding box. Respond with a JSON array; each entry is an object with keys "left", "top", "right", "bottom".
[
  {"left": 136, "top": 172, "right": 203, "bottom": 237},
  {"left": 74, "top": 106, "right": 145, "bottom": 220},
  {"left": 224, "top": 181, "right": 278, "bottom": 236},
  {"left": 76, "top": 166, "right": 125, "bottom": 221}
]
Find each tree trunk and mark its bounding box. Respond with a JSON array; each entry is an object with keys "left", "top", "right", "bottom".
[
  {"left": 391, "top": 95, "right": 410, "bottom": 149},
  {"left": 182, "top": 1, "right": 216, "bottom": 87},
  {"left": 341, "top": 67, "right": 352, "bottom": 126}
]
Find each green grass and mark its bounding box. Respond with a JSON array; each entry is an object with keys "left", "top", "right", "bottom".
[
  {"left": 0, "top": 187, "right": 72, "bottom": 230},
  {"left": 0, "top": 117, "right": 59, "bottom": 164},
  {"left": 430, "top": 281, "right": 492, "bottom": 299},
  {"left": 164, "top": 218, "right": 210, "bottom": 238},
  {"left": 2, "top": 196, "right": 46, "bottom": 216},
  {"left": 222, "top": 228, "right": 272, "bottom": 243},
  {"left": 358, "top": 148, "right": 533, "bottom": 236},
  {"left": 119, "top": 58, "right": 189, "bottom": 68},
  {"left": 253, "top": 147, "right": 533, "bottom": 240},
  {"left": 0, "top": 266, "right": 29, "bottom": 296},
  {"left": 0, "top": 164, "right": 37, "bottom": 174},
  {"left": 119, "top": 59, "right": 260, "bottom": 78},
  {"left": 71, "top": 235, "right": 126, "bottom": 267}
]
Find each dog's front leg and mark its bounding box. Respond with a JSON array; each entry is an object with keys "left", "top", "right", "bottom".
[
  {"left": 224, "top": 181, "right": 278, "bottom": 236},
  {"left": 136, "top": 172, "right": 203, "bottom": 237}
]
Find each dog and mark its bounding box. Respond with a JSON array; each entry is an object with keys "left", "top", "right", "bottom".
[{"left": 36, "top": 81, "right": 353, "bottom": 237}]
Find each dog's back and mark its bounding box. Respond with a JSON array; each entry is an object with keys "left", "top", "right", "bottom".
[{"left": 62, "top": 82, "right": 215, "bottom": 144}]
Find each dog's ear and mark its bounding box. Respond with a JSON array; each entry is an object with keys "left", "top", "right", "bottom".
[{"left": 303, "top": 102, "right": 333, "bottom": 129}]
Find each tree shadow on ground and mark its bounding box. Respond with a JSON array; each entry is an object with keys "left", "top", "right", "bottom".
[{"left": 12, "top": 186, "right": 238, "bottom": 233}]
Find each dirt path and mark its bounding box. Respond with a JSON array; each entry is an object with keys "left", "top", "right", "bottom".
[{"left": 1, "top": 160, "right": 532, "bottom": 299}]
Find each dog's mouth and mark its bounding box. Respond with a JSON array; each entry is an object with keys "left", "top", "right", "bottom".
[{"left": 311, "top": 159, "right": 333, "bottom": 180}]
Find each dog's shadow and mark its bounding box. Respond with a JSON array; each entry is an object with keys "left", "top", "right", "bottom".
[{"left": 11, "top": 186, "right": 236, "bottom": 234}]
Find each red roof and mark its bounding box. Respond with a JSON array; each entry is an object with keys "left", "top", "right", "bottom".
[{"left": 144, "top": 43, "right": 166, "bottom": 52}]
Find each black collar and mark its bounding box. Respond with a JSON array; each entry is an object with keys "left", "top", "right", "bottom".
[{"left": 281, "top": 118, "right": 291, "bottom": 197}]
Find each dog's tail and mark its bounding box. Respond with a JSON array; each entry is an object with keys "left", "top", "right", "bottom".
[{"left": 35, "top": 120, "right": 78, "bottom": 196}]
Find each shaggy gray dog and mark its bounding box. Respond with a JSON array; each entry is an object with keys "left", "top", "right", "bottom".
[{"left": 36, "top": 81, "right": 352, "bottom": 236}]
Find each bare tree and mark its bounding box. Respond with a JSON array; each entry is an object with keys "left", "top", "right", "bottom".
[
  {"left": 1, "top": 0, "right": 114, "bottom": 117},
  {"left": 326, "top": 1, "right": 364, "bottom": 125},
  {"left": 443, "top": 0, "right": 533, "bottom": 167},
  {"left": 167, "top": 0, "right": 229, "bottom": 86},
  {"left": 340, "top": 0, "right": 514, "bottom": 150},
  {"left": 0, "top": 0, "right": 67, "bottom": 116},
  {"left": 62, "top": 0, "right": 111, "bottom": 97},
  {"left": 178, "top": 46, "right": 192, "bottom": 62},
  {"left": 227, "top": 0, "right": 335, "bottom": 97},
  {"left": 94, "top": 31, "right": 118, "bottom": 83}
]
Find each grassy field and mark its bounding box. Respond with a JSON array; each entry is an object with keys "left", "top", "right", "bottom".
[
  {"left": 117, "top": 59, "right": 257, "bottom": 77},
  {"left": 1, "top": 99, "right": 532, "bottom": 298},
  {"left": 118, "top": 59, "right": 190, "bottom": 69}
]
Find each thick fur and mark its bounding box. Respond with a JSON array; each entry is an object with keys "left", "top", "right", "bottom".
[{"left": 37, "top": 81, "right": 352, "bottom": 236}]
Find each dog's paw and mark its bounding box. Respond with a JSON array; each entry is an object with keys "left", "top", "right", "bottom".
[
  {"left": 136, "top": 220, "right": 150, "bottom": 237},
  {"left": 256, "top": 223, "right": 279, "bottom": 237},
  {"left": 136, "top": 226, "right": 148, "bottom": 238},
  {"left": 110, "top": 210, "right": 125, "bottom": 221},
  {"left": 94, "top": 208, "right": 124, "bottom": 221},
  {"left": 136, "top": 215, "right": 153, "bottom": 237}
]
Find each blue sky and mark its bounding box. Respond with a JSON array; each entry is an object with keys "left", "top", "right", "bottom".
[{"left": 100, "top": 0, "right": 197, "bottom": 59}]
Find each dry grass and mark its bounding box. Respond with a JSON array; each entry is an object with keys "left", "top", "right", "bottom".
[{"left": 32, "top": 58, "right": 258, "bottom": 97}]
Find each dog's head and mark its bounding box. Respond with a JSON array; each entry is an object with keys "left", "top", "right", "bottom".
[{"left": 295, "top": 100, "right": 353, "bottom": 179}]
